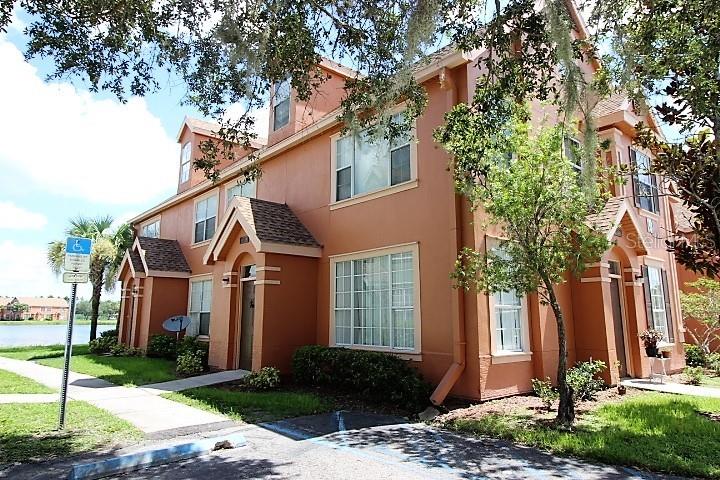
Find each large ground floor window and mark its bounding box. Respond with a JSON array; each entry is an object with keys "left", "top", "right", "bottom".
[
  {"left": 188, "top": 278, "right": 212, "bottom": 336},
  {"left": 333, "top": 245, "right": 419, "bottom": 351}
]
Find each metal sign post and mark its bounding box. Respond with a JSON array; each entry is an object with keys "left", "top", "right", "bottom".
[{"left": 58, "top": 237, "right": 91, "bottom": 430}]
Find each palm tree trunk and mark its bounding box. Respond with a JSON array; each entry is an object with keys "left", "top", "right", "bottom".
[
  {"left": 542, "top": 273, "right": 575, "bottom": 425},
  {"left": 90, "top": 278, "right": 102, "bottom": 341}
]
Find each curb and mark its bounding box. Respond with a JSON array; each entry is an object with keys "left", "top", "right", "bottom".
[{"left": 67, "top": 433, "right": 246, "bottom": 480}]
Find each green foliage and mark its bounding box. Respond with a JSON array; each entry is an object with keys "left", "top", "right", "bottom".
[
  {"left": 680, "top": 278, "right": 720, "bottom": 354},
  {"left": 707, "top": 353, "right": 720, "bottom": 375},
  {"left": 177, "top": 336, "right": 209, "bottom": 367},
  {"left": 684, "top": 344, "right": 706, "bottom": 367},
  {"left": 684, "top": 366, "right": 704, "bottom": 386},
  {"left": 444, "top": 393, "right": 720, "bottom": 478},
  {"left": 531, "top": 377, "right": 559, "bottom": 411},
  {"left": 109, "top": 343, "right": 143, "bottom": 357},
  {"left": 88, "top": 330, "right": 118, "bottom": 354},
  {"left": 567, "top": 360, "right": 607, "bottom": 403},
  {"left": 176, "top": 351, "right": 204, "bottom": 376},
  {"left": 244, "top": 367, "right": 281, "bottom": 391},
  {"left": 147, "top": 335, "right": 177, "bottom": 360},
  {"left": 591, "top": 0, "right": 720, "bottom": 276},
  {"left": 292, "top": 345, "right": 432, "bottom": 410}
]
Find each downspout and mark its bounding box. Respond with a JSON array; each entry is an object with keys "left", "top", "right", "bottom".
[{"left": 430, "top": 67, "right": 467, "bottom": 406}]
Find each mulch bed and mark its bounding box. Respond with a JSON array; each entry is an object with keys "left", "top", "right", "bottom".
[{"left": 435, "top": 387, "right": 645, "bottom": 426}]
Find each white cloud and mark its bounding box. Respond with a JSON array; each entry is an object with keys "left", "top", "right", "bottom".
[
  {"left": 0, "top": 202, "right": 47, "bottom": 230},
  {"left": 0, "top": 38, "right": 179, "bottom": 205},
  {"left": 0, "top": 240, "right": 120, "bottom": 300},
  {"left": 225, "top": 103, "right": 270, "bottom": 142}
]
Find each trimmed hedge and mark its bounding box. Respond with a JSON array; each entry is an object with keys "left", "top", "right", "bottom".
[
  {"left": 292, "top": 345, "right": 431, "bottom": 410},
  {"left": 147, "top": 334, "right": 177, "bottom": 359}
]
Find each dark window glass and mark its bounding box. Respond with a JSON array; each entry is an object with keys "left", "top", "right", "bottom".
[
  {"left": 205, "top": 217, "right": 216, "bottom": 240},
  {"left": 336, "top": 167, "right": 351, "bottom": 200},
  {"left": 194, "top": 222, "right": 204, "bottom": 243},
  {"left": 199, "top": 312, "right": 211, "bottom": 336},
  {"left": 273, "top": 99, "right": 290, "bottom": 130},
  {"left": 391, "top": 145, "right": 411, "bottom": 185}
]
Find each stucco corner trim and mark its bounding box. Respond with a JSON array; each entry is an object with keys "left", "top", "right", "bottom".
[
  {"left": 255, "top": 280, "right": 280, "bottom": 285},
  {"left": 491, "top": 352, "right": 533, "bottom": 365}
]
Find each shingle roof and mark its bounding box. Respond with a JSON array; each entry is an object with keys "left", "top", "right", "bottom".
[
  {"left": 129, "top": 250, "right": 145, "bottom": 274},
  {"left": 586, "top": 197, "right": 624, "bottom": 234},
  {"left": 592, "top": 93, "right": 628, "bottom": 118},
  {"left": 136, "top": 237, "right": 191, "bottom": 273},
  {"left": 235, "top": 197, "right": 321, "bottom": 247}
]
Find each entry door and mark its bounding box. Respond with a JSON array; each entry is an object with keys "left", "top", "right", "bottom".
[
  {"left": 609, "top": 277, "right": 628, "bottom": 377},
  {"left": 239, "top": 281, "right": 255, "bottom": 371}
]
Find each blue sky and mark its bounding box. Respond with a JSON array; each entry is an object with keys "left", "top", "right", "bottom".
[{"left": 0, "top": 11, "right": 211, "bottom": 300}]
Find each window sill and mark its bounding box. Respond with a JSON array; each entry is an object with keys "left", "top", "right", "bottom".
[
  {"left": 637, "top": 209, "right": 661, "bottom": 220},
  {"left": 491, "top": 351, "right": 532, "bottom": 364},
  {"left": 330, "top": 180, "right": 418, "bottom": 211},
  {"left": 332, "top": 344, "right": 422, "bottom": 361},
  {"left": 190, "top": 240, "right": 211, "bottom": 249}
]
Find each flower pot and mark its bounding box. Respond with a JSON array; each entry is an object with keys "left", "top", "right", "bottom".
[
  {"left": 645, "top": 346, "right": 659, "bottom": 357},
  {"left": 661, "top": 350, "right": 671, "bottom": 358},
  {"left": 617, "top": 384, "right": 626, "bottom": 395}
]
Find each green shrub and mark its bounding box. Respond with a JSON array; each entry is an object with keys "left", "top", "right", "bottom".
[
  {"left": 177, "top": 351, "right": 204, "bottom": 375},
  {"left": 707, "top": 352, "right": 720, "bottom": 375},
  {"left": 88, "top": 331, "right": 118, "bottom": 354},
  {"left": 684, "top": 366, "right": 704, "bottom": 385},
  {"left": 684, "top": 343, "right": 706, "bottom": 367},
  {"left": 292, "top": 345, "right": 432, "bottom": 410},
  {"left": 531, "top": 377, "right": 558, "bottom": 411},
  {"left": 177, "top": 336, "right": 209, "bottom": 366},
  {"left": 567, "top": 359, "right": 606, "bottom": 403},
  {"left": 147, "top": 335, "right": 177, "bottom": 359},
  {"left": 109, "top": 343, "right": 143, "bottom": 357},
  {"left": 244, "top": 366, "right": 281, "bottom": 390}
]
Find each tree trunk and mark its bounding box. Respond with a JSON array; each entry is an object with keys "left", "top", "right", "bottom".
[{"left": 542, "top": 275, "right": 575, "bottom": 425}]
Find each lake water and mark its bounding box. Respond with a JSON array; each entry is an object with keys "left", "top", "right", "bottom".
[{"left": 0, "top": 324, "right": 116, "bottom": 347}]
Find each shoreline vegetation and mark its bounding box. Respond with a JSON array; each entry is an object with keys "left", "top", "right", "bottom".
[{"left": 0, "top": 318, "right": 116, "bottom": 326}]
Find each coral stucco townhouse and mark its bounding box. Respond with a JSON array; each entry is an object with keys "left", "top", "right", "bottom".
[{"left": 118, "top": 6, "right": 686, "bottom": 404}]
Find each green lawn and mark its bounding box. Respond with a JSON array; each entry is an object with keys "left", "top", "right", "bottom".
[
  {"left": 0, "top": 368, "right": 54, "bottom": 394},
  {"left": 444, "top": 393, "right": 720, "bottom": 478},
  {"left": 0, "top": 401, "right": 142, "bottom": 463},
  {"left": 703, "top": 375, "right": 720, "bottom": 388},
  {"left": 0, "top": 345, "right": 177, "bottom": 387},
  {"left": 163, "top": 387, "right": 334, "bottom": 423}
]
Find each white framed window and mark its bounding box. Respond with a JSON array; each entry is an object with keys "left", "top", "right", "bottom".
[
  {"left": 194, "top": 195, "right": 218, "bottom": 243},
  {"left": 180, "top": 142, "right": 192, "bottom": 183},
  {"left": 487, "top": 239, "right": 531, "bottom": 361},
  {"left": 188, "top": 279, "right": 212, "bottom": 337},
  {"left": 226, "top": 179, "right": 256, "bottom": 207},
  {"left": 332, "top": 244, "right": 420, "bottom": 352},
  {"left": 631, "top": 149, "right": 659, "bottom": 213},
  {"left": 141, "top": 220, "right": 160, "bottom": 238},
  {"left": 646, "top": 266, "right": 669, "bottom": 339},
  {"left": 564, "top": 137, "right": 582, "bottom": 175},
  {"left": 333, "top": 113, "right": 412, "bottom": 202},
  {"left": 273, "top": 79, "right": 291, "bottom": 131}
]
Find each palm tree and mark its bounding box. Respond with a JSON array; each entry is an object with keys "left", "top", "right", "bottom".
[{"left": 48, "top": 216, "right": 133, "bottom": 340}]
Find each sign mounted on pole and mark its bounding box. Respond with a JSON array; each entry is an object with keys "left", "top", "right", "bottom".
[
  {"left": 64, "top": 237, "right": 92, "bottom": 273},
  {"left": 62, "top": 272, "right": 89, "bottom": 284},
  {"left": 58, "top": 236, "right": 92, "bottom": 429}
]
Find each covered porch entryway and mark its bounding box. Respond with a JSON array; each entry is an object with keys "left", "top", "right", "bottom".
[{"left": 203, "top": 196, "right": 322, "bottom": 372}]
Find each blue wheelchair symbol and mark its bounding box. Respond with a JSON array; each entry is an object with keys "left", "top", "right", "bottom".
[{"left": 65, "top": 237, "right": 92, "bottom": 255}]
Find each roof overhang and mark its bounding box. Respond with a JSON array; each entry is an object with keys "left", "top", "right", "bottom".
[
  {"left": 599, "top": 199, "right": 651, "bottom": 256},
  {"left": 204, "top": 197, "right": 322, "bottom": 265}
]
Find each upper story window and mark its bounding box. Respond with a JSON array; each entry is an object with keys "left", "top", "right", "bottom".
[
  {"left": 332, "top": 245, "right": 418, "bottom": 352},
  {"left": 226, "top": 179, "right": 256, "bottom": 207},
  {"left": 180, "top": 142, "right": 192, "bottom": 183},
  {"left": 141, "top": 220, "right": 160, "bottom": 238},
  {"left": 564, "top": 137, "right": 582, "bottom": 175},
  {"left": 194, "top": 195, "right": 217, "bottom": 243},
  {"left": 334, "top": 113, "right": 412, "bottom": 202},
  {"left": 273, "top": 79, "right": 291, "bottom": 131},
  {"left": 630, "top": 149, "right": 659, "bottom": 213}
]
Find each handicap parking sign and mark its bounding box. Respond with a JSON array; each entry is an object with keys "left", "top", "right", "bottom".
[{"left": 66, "top": 237, "right": 92, "bottom": 255}]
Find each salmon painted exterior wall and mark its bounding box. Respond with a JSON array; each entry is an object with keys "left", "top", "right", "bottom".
[{"left": 119, "top": 48, "right": 686, "bottom": 402}]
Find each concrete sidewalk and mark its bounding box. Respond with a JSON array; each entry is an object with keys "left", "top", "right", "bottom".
[
  {"left": 0, "top": 356, "right": 236, "bottom": 436},
  {"left": 140, "top": 369, "right": 248, "bottom": 395},
  {"left": 622, "top": 378, "right": 720, "bottom": 398}
]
